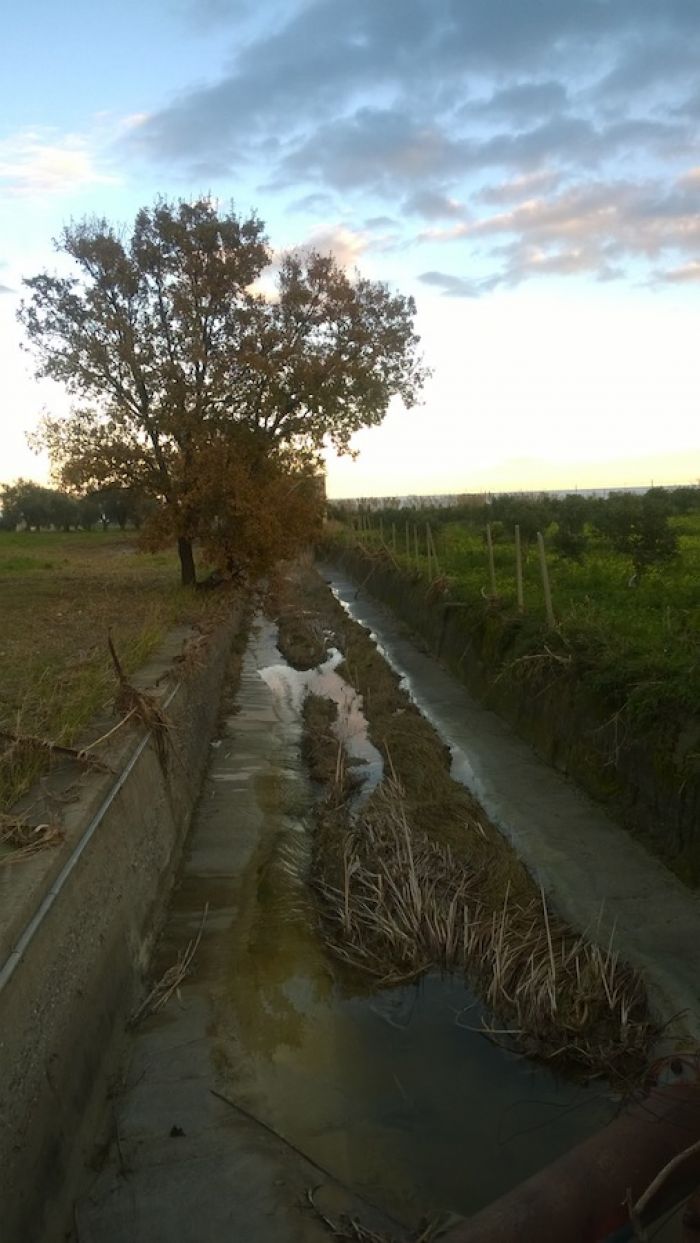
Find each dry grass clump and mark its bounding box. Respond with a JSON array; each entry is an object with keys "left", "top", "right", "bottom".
[
  {"left": 0, "top": 812, "right": 64, "bottom": 864},
  {"left": 129, "top": 904, "right": 208, "bottom": 1024},
  {"left": 302, "top": 696, "right": 343, "bottom": 787},
  {"left": 275, "top": 607, "right": 330, "bottom": 670},
  {"left": 312, "top": 774, "right": 652, "bottom": 1079},
  {"left": 108, "top": 634, "right": 175, "bottom": 771}
]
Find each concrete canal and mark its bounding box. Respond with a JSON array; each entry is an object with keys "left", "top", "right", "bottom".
[{"left": 72, "top": 565, "right": 694, "bottom": 1240}]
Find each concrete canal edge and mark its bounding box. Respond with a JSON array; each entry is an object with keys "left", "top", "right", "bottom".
[
  {"left": 327, "top": 541, "right": 700, "bottom": 880},
  {"left": 0, "top": 594, "right": 247, "bottom": 1243},
  {"left": 322, "top": 558, "right": 700, "bottom": 1052}
]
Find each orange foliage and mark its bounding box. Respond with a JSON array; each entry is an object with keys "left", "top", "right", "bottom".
[{"left": 139, "top": 431, "right": 324, "bottom": 576}]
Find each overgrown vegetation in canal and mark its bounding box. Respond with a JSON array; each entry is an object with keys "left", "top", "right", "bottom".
[{"left": 271, "top": 563, "right": 656, "bottom": 1083}]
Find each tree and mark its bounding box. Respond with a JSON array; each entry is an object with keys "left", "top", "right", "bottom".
[
  {"left": 593, "top": 492, "right": 678, "bottom": 577},
  {"left": 77, "top": 493, "right": 103, "bottom": 530},
  {"left": 551, "top": 494, "right": 590, "bottom": 561},
  {"left": 46, "top": 490, "right": 80, "bottom": 531},
  {"left": 668, "top": 485, "right": 700, "bottom": 515},
  {"left": 490, "top": 495, "right": 554, "bottom": 551},
  {"left": 0, "top": 479, "right": 53, "bottom": 529},
  {"left": 141, "top": 427, "right": 325, "bottom": 578},
  {"left": 91, "top": 486, "right": 150, "bottom": 530},
  {"left": 20, "top": 198, "right": 425, "bottom": 583}
]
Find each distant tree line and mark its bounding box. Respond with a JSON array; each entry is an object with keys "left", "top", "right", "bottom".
[
  {"left": 0, "top": 478, "right": 150, "bottom": 532},
  {"left": 331, "top": 485, "right": 700, "bottom": 579}
]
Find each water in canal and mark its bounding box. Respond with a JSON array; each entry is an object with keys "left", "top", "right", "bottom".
[{"left": 218, "top": 613, "right": 622, "bottom": 1231}]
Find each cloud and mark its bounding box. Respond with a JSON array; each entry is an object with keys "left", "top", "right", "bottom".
[
  {"left": 294, "top": 224, "right": 371, "bottom": 268},
  {"left": 403, "top": 191, "right": 466, "bottom": 219},
  {"left": 655, "top": 260, "right": 700, "bottom": 284},
  {"left": 478, "top": 170, "right": 563, "bottom": 205},
  {"left": 0, "top": 128, "right": 117, "bottom": 198},
  {"left": 469, "top": 80, "right": 569, "bottom": 121},
  {"left": 250, "top": 223, "right": 377, "bottom": 295},
  {"left": 419, "top": 270, "right": 491, "bottom": 298},
  {"left": 121, "top": 0, "right": 700, "bottom": 289},
  {"left": 364, "top": 215, "right": 396, "bottom": 230},
  {"left": 277, "top": 108, "right": 470, "bottom": 193},
  {"left": 424, "top": 170, "right": 700, "bottom": 288},
  {"left": 289, "top": 191, "right": 336, "bottom": 213},
  {"left": 129, "top": 0, "right": 700, "bottom": 167}
]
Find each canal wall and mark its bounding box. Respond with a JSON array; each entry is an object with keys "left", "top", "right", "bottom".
[
  {"left": 0, "top": 598, "right": 246, "bottom": 1243},
  {"left": 328, "top": 543, "right": 700, "bottom": 881}
]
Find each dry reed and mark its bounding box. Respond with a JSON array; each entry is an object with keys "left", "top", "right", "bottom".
[
  {"left": 312, "top": 774, "right": 652, "bottom": 1079},
  {"left": 0, "top": 812, "right": 64, "bottom": 864},
  {"left": 108, "top": 634, "right": 174, "bottom": 770},
  {"left": 129, "top": 904, "right": 209, "bottom": 1024}
]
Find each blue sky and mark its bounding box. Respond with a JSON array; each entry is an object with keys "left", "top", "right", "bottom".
[{"left": 2, "top": 0, "right": 700, "bottom": 496}]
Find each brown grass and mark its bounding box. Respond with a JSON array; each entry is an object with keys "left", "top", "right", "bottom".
[
  {"left": 0, "top": 530, "right": 229, "bottom": 816},
  {"left": 0, "top": 812, "right": 64, "bottom": 865},
  {"left": 129, "top": 904, "right": 209, "bottom": 1024},
  {"left": 302, "top": 695, "right": 342, "bottom": 787},
  {"left": 275, "top": 606, "right": 330, "bottom": 670},
  {"left": 312, "top": 773, "right": 652, "bottom": 1080}
]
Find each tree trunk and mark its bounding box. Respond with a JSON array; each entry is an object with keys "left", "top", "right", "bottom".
[{"left": 178, "top": 536, "right": 197, "bottom": 586}]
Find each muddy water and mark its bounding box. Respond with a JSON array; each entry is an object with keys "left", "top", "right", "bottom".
[{"left": 221, "top": 615, "right": 618, "bottom": 1229}]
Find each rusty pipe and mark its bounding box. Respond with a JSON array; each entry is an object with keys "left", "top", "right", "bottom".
[
  {"left": 443, "top": 1084, "right": 700, "bottom": 1243},
  {"left": 683, "top": 1185, "right": 700, "bottom": 1240}
]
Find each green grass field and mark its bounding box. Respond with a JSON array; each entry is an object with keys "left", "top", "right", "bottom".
[
  {"left": 0, "top": 530, "right": 218, "bottom": 814},
  {"left": 336, "top": 512, "right": 700, "bottom": 729}
]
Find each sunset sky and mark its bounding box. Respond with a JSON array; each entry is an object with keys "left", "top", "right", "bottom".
[{"left": 2, "top": 0, "right": 699, "bottom": 497}]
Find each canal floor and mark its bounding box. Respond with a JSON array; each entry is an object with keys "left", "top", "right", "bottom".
[{"left": 75, "top": 603, "right": 684, "bottom": 1240}]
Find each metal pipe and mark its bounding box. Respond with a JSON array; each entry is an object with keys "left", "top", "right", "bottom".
[
  {"left": 0, "top": 682, "right": 182, "bottom": 997},
  {"left": 443, "top": 1084, "right": 700, "bottom": 1243}
]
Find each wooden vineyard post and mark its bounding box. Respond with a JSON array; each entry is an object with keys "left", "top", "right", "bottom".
[
  {"left": 486, "top": 522, "right": 497, "bottom": 596},
  {"left": 515, "top": 524, "right": 524, "bottom": 612},
  {"left": 379, "top": 517, "right": 384, "bottom": 546},
  {"left": 405, "top": 521, "right": 410, "bottom": 560},
  {"left": 413, "top": 524, "right": 420, "bottom": 571},
  {"left": 537, "top": 531, "right": 555, "bottom": 627},
  {"left": 391, "top": 522, "right": 397, "bottom": 553},
  {"left": 427, "top": 523, "right": 440, "bottom": 576},
  {"left": 426, "top": 523, "right": 432, "bottom": 580}
]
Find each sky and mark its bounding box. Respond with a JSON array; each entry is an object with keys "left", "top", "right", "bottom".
[{"left": 2, "top": 0, "right": 700, "bottom": 498}]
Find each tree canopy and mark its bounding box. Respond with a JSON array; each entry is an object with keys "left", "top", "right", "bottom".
[{"left": 20, "top": 198, "right": 426, "bottom": 582}]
